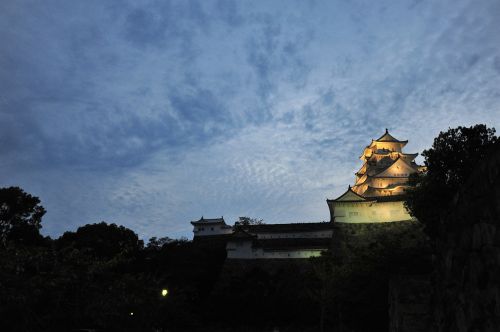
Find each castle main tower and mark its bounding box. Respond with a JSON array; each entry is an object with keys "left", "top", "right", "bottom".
[
  {"left": 352, "top": 129, "right": 424, "bottom": 197},
  {"left": 327, "top": 130, "right": 424, "bottom": 223}
]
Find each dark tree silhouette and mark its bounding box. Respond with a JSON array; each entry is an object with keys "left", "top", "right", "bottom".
[
  {"left": 146, "top": 236, "right": 173, "bottom": 249},
  {"left": 236, "top": 216, "right": 264, "bottom": 225},
  {"left": 0, "top": 186, "right": 46, "bottom": 246},
  {"left": 405, "top": 124, "right": 498, "bottom": 238},
  {"left": 56, "top": 222, "right": 144, "bottom": 259}
]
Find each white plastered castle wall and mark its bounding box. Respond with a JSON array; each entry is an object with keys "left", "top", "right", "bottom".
[
  {"left": 256, "top": 230, "right": 333, "bottom": 239},
  {"left": 226, "top": 240, "right": 324, "bottom": 259},
  {"left": 331, "top": 200, "right": 412, "bottom": 223},
  {"left": 193, "top": 224, "right": 233, "bottom": 236}
]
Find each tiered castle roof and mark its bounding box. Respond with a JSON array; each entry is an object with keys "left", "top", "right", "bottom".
[{"left": 344, "top": 129, "right": 423, "bottom": 199}]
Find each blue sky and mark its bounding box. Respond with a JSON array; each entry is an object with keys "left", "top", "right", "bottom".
[{"left": 1, "top": 0, "right": 499, "bottom": 240}]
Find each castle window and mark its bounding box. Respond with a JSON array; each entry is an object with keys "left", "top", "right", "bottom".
[
  {"left": 211, "top": 227, "right": 214, "bottom": 231},
  {"left": 349, "top": 211, "right": 359, "bottom": 217}
]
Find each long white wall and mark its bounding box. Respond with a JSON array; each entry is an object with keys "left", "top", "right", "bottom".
[
  {"left": 256, "top": 230, "right": 333, "bottom": 239},
  {"left": 226, "top": 241, "right": 324, "bottom": 259}
]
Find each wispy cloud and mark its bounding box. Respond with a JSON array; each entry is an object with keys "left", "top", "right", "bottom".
[{"left": 1, "top": 0, "right": 499, "bottom": 239}]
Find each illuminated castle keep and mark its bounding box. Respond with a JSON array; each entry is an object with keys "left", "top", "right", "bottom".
[
  {"left": 191, "top": 129, "right": 423, "bottom": 259},
  {"left": 327, "top": 129, "right": 424, "bottom": 223}
]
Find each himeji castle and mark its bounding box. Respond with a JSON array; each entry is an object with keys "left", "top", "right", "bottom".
[
  {"left": 190, "top": 129, "right": 423, "bottom": 259},
  {"left": 327, "top": 129, "right": 425, "bottom": 223}
]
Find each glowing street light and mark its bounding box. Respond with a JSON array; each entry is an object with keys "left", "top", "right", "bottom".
[
  {"left": 130, "top": 312, "right": 134, "bottom": 316},
  {"left": 161, "top": 288, "right": 168, "bottom": 297}
]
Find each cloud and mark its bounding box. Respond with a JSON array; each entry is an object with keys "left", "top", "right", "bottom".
[
  {"left": 244, "top": 12, "right": 314, "bottom": 108},
  {"left": 1, "top": 0, "right": 499, "bottom": 239},
  {"left": 122, "top": 0, "right": 209, "bottom": 51},
  {"left": 215, "top": 0, "right": 244, "bottom": 27}
]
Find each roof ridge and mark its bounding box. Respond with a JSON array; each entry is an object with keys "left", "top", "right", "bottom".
[
  {"left": 331, "top": 186, "right": 368, "bottom": 201},
  {"left": 190, "top": 216, "right": 226, "bottom": 225},
  {"left": 374, "top": 129, "right": 408, "bottom": 143}
]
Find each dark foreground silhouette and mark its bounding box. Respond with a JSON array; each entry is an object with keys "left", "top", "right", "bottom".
[{"left": 1, "top": 124, "right": 498, "bottom": 332}]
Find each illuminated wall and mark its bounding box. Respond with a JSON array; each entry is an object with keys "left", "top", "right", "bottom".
[
  {"left": 256, "top": 230, "right": 333, "bottom": 239},
  {"left": 226, "top": 229, "right": 332, "bottom": 259},
  {"left": 330, "top": 200, "right": 412, "bottom": 223},
  {"left": 226, "top": 242, "right": 325, "bottom": 259}
]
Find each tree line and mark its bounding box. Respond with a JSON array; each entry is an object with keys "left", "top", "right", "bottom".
[{"left": 1, "top": 124, "right": 497, "bottom": 331}]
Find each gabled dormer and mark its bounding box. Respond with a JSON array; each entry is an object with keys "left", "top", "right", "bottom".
[{"left": 373, "top": 157, "right": 417, "bottom": 178}]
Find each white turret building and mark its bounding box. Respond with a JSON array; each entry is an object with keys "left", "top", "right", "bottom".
[{"left": 191, "top": 217, "right": 233, "bottom": 237}]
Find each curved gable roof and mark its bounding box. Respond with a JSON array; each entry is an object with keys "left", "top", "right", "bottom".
[
  {"left": 373, "top": 157, "right": 417, "bottom": 178},
  {"left": 375, "top": 129, "right": 408, "bottom": 144},
  {"left": 191, "top": 216, "right": 226, "bottom": 225},
  {"left": 329, "top": 186, "right": 368, "bottom": 202}
]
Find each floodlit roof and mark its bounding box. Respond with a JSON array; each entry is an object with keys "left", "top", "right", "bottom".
[
  {"left": 375, "top": 129, "right": 408, "bottom": 144},
  {"left": 328, "top": 186, "right": 373, "bottom": 202}
]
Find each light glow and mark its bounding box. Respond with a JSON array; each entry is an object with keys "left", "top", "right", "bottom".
[{"left": 161, "top": 289, "right": 168, "bottom": 297}]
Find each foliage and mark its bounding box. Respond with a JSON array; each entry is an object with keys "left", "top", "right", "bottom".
[
  {"left": 210, "top": 263, "right": 318, "bottom": 330},
  {"left": 0, "top": 184, "right": 431, "bottom": 331},
  {"left": 306, "top": 221, "right": 431, "bottom": 332},
  {"left": 308, "top": 254, "right": 351, "bottom": 332},
  {"left": 0, "top": 186, "right": 46, "bottom": 246},
  {"left": 236, "top": 216, "right": 264, "bottom": 225},
  {"left": 0, "top": 184, "right": 228, "bottom": 332},
  {"left": 56, "top": 222, "right": 144, "bottom": 260},
  {"left": 146, "top": 236, "right": 173, "bottom": 249},
  {"left": 405, "top": 124, "right": 498, "bottom": 238}
]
